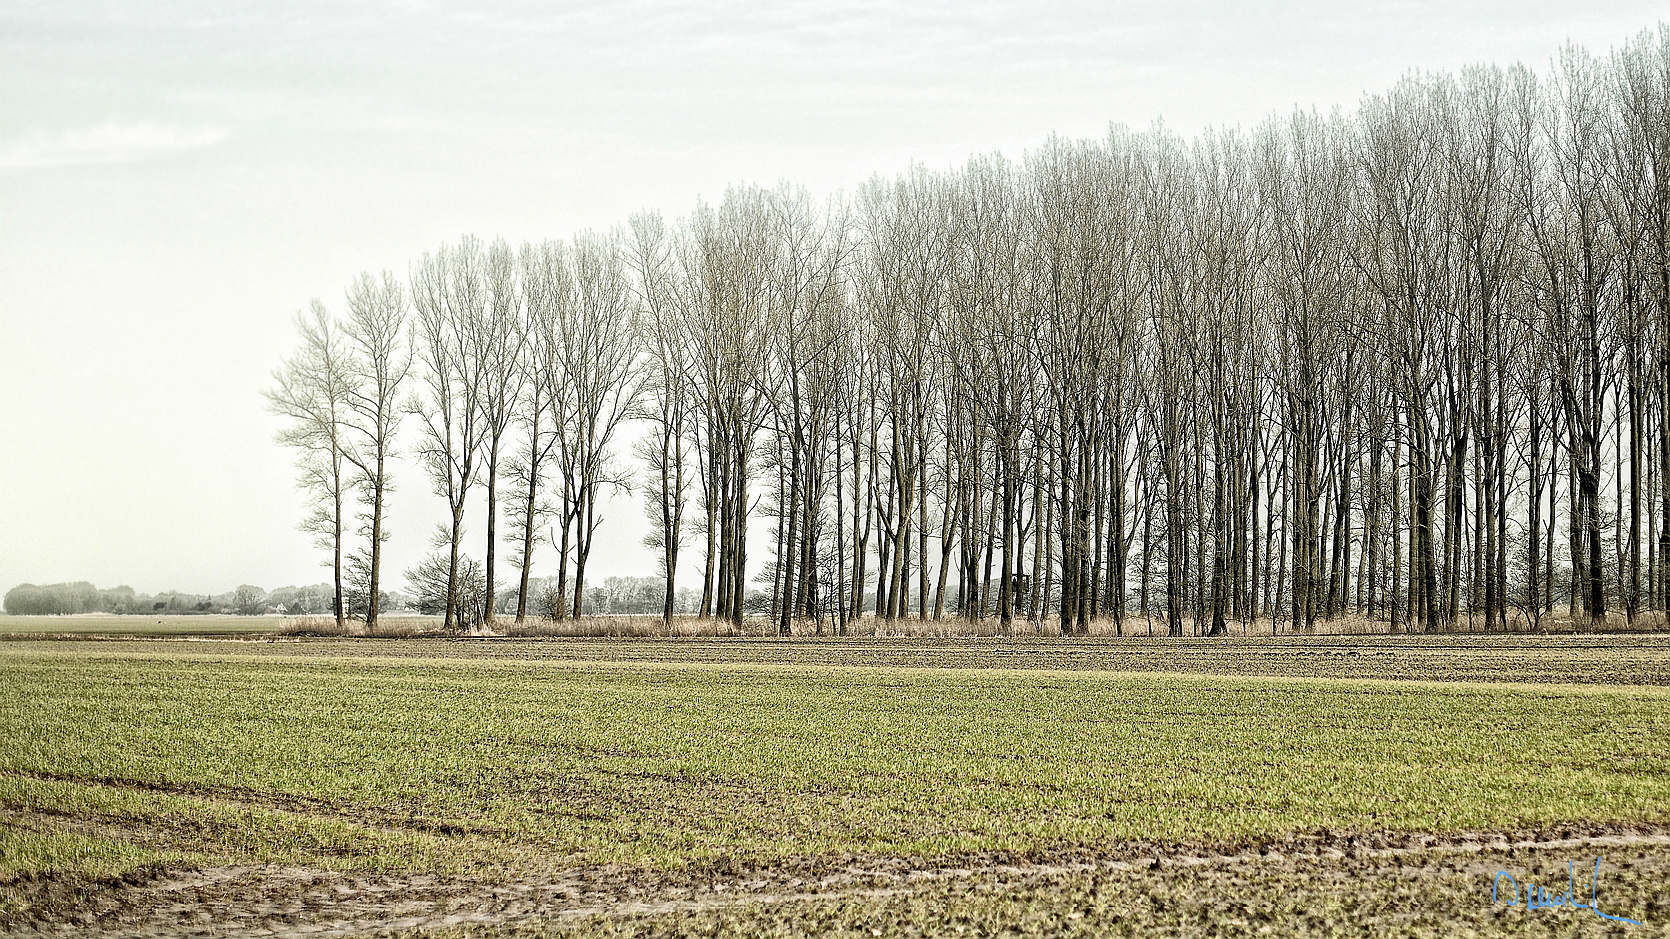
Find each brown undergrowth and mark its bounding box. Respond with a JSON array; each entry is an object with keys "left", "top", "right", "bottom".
[{"left": 276, "top": 609, "right": 1670, "bottom": 641}]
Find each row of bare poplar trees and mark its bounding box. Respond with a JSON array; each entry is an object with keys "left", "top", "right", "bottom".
[{"left": 272, "top": 29, "right": 1670, "bottom": 635}]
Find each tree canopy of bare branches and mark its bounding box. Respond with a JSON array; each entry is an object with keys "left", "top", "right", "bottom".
[{"left": 277, "top": 24, "right": 1670, "bottom": 636}]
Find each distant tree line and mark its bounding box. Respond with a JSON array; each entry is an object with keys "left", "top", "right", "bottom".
[
  {"left": 273, "top": 27, "right": 1670, "bottom": 635},
  {"left": 0, "top": 582, "right": 397, "bottom": 617},
  {"left": 473, "top": 575, "right": 704, "bottom": 619},
  {"left": 4, "top": 583, "right": 162, "bottom": 616}
]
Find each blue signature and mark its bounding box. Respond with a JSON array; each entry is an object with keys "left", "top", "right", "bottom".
[{"left": 1492, "top": 857, "right": 1641, "bottom": 925}]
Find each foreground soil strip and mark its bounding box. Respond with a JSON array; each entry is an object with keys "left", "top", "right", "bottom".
[{"left": 7, "top": 827, "right": 1669, "bottom": 938}]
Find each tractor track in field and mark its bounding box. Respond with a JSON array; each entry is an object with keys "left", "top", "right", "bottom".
[
  {"left": 6, "top": 825, "right": 1670, "bottom": 937},
  {"left": 0, "top": 770, "right": 508, "bottom": 843}
]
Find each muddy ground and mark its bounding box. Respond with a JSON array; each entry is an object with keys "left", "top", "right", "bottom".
[{"left": 6, "top": 826, "right": 1669, "bottom": 938}]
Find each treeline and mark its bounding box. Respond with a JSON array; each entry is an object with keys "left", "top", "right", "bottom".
[
  {"left": 272, "top": 27, "right": 1670, "bottom": 635},
  {"left": 483, "top": 575, "right": 706, "bottom": 618},
  {"left": 0, "top": 582, "right": 354, "bottom": 616}
]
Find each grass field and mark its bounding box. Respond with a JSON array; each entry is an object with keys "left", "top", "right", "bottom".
[
  {"left": 2, "top": 636, "right": 1668, "bottom": 936},
  {"left": 0, "top": 614, "right": 287, "bottom": 637},
  {"left": 0, "top": 614, "right": 461, "bottom": 639}
]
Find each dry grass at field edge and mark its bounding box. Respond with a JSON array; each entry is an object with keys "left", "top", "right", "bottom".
[
  {"left": 274, "top": 610, "right": 1670, "bottom": 641},
  {"left": 4, "top": 609, "right": 1667, "bottom": 641}
]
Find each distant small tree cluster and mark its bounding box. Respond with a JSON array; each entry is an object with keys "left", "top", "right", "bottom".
[
  {"left": 0, "top": 578, "right": 414, "bottom": 614},
  {"left": 3, "top": 583, "right": 147, "bottom": 615},
  {"left": 266, "top": 584, "right": 336, "bottom": 616},
  {"left": 487, "top": 575, "right": 715, "bottom": 617},
  {"left": 0, "top": 581, "right": 408, "bottom": 617}
]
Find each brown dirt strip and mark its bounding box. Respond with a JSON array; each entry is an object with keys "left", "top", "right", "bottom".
[
  {"left": 5, "top": 825, "right": 1670, "bottom": 937},
  {"left": 10, "top": 634, "right": 1670, "bottom": 686}
]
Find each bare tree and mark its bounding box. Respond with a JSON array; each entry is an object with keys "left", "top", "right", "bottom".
[
  {"left": 338, "top": 272, "right": 411, "bottom": 632},
  {"left": 283, "top": 25, "right": 1670, "bottom": 638},
  {"left": 629, "top": 213, "right": 696, "bottom": 625},
  {"left": 408, "top": 237, "right": 491, "bottom": 632},
  {"left": 562, "top": 232, "right": 643, "bottom": 618},
  {"left": 267, "top": 300, "right": 353, "bottom": 627},
  {"left": 685, "top": 191, "right": 775, "bottom": 625},
  {"left": 476, "top": 240, "right": 529, "bottom": 627},
  {"left": 506, "top": 240, "right": 575, "bottom": 623}
]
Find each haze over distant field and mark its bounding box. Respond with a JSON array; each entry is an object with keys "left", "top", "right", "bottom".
[{"left": 0, "top": 0, "right": 1662, "bottom": 596}]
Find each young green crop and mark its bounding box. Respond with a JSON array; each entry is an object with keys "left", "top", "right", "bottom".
[{"left": 2, "top": 644, "right": 1668, "bottom": 884}]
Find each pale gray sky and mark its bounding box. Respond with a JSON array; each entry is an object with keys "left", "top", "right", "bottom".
[{"left": 1, "top": 1, "right": 1663, "bottom": 597}]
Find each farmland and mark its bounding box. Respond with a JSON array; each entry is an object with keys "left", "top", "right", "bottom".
[
  {"left": 2, "top": 635, "right": 1669, "bottom": 936},
  {"left": 0, "top": 615, "right": 287, "bottom": 638}
]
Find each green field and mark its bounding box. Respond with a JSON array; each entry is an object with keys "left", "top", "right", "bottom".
[
  {"left": 0, "top": 614, "right": 285, "bottom": 637},
  {"left": 3, "top": 636, "right": 1668, "bottom": 936}
]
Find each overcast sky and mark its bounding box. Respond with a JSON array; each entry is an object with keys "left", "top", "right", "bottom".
[{"left": 1, "top": 1, "right": 1664, "bottom": 598}]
